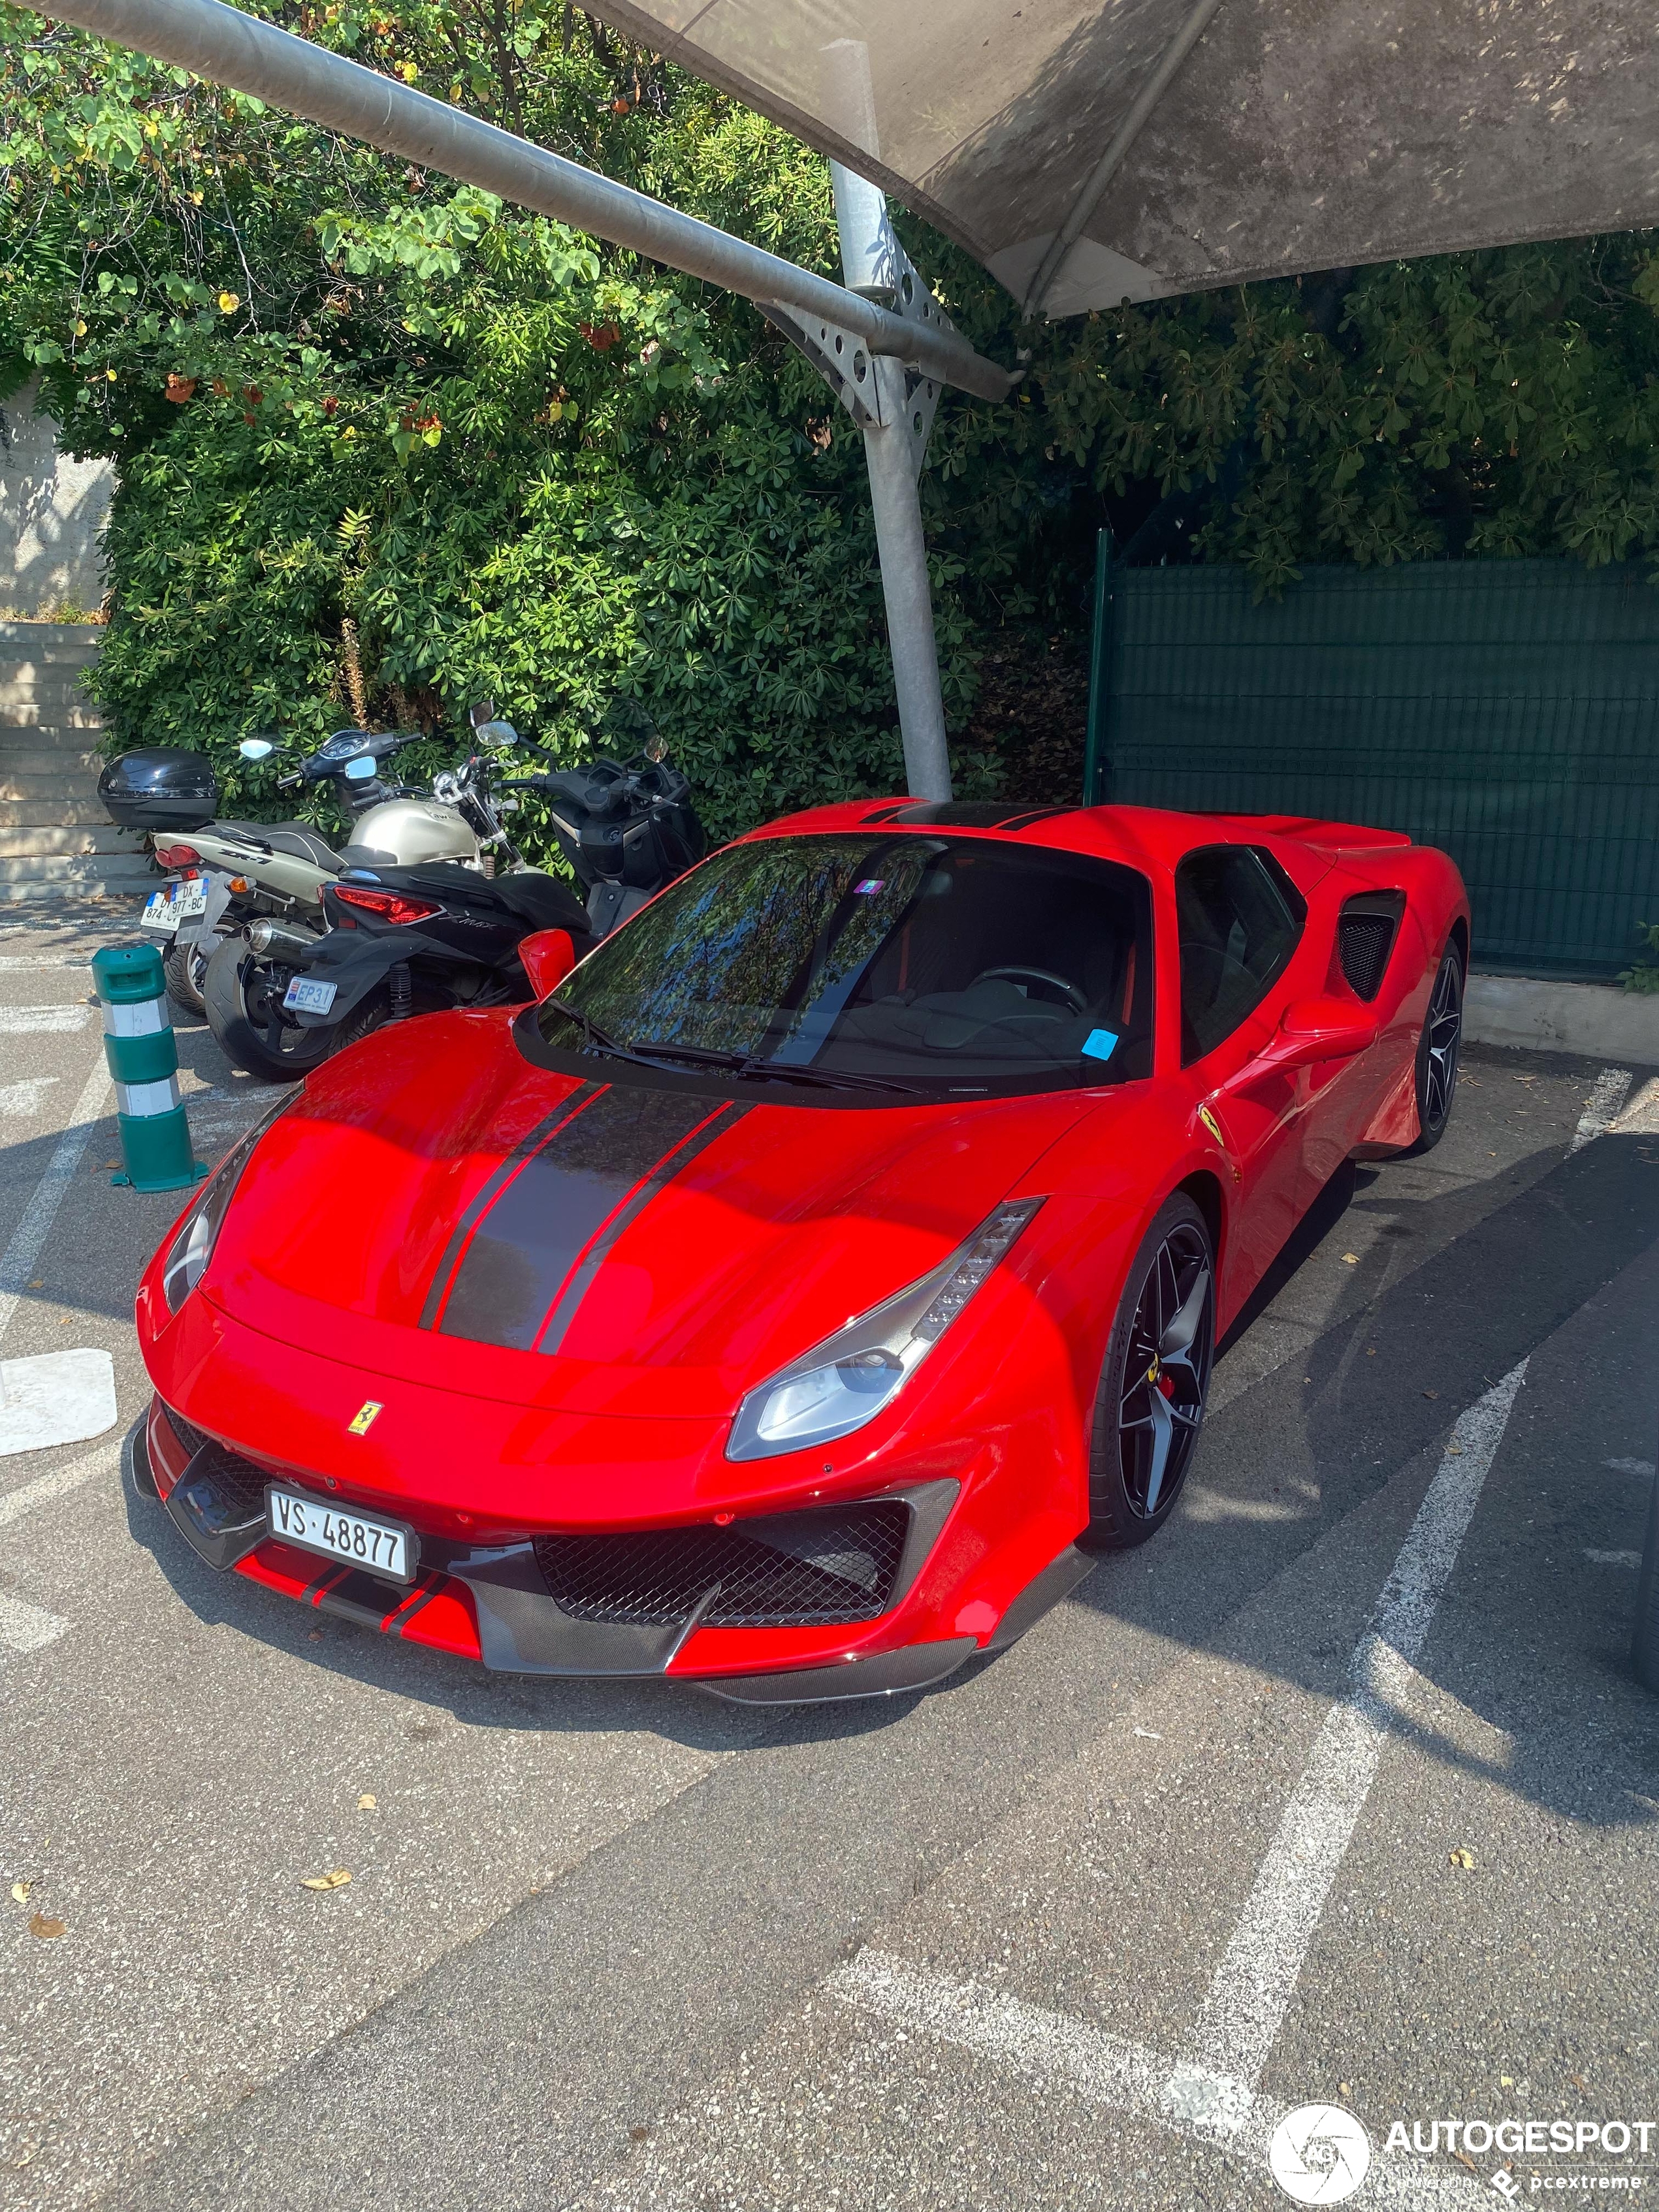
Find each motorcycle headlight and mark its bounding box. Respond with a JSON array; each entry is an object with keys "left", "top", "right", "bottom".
[
  {"left": 726, "top": 1198, "right": 1044, "bottom": 1462},
  {"left": 159, "top": 1097, "right": 294, "bottom": 1315}
]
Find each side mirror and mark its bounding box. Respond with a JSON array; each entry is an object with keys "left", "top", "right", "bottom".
[
  {"left": 643, "top": 730, "right": 667, "bottom": 764},
  {"left": 469, "top": 699, "right": 496, "bottom": 731},
  {"left": 239, "top": 737, "right": 274, "bottom": 761},
  {"left": 518, "top": 927, "right": 577, "bottom": 1000},
  {"left": 344, "top": 754, "right": 377, "bottom": 782},
  {"left": 1266, "top": 996, "right": 1379, "bottom": 1069}
]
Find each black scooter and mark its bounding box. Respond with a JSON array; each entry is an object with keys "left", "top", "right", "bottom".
[{"left": 266, "top": 732, "right": 707, "bottom": 1062}]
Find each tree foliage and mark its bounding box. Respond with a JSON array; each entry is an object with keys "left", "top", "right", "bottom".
[{"left": 2, "top": 1, "right": 1658, "bottom": 837}]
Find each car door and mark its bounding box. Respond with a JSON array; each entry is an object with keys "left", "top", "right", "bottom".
[{"left": 1173, "top": 844, "right": 1311, "bottom": 1315}]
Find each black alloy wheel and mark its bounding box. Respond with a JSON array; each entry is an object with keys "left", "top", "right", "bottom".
[
  {"left": 1086, "top": 1193, "right": 1215, "bottom": 1549},
  {"left": 1410, "top": 946, "right": 1464, "bottom": 1153}
]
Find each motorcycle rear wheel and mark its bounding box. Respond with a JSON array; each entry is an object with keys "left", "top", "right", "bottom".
[
  {"left": 163, "top": 937, "right": 212, "bottom": 1019},
  {"left": 203, "top": 933, "right": 340, "bottom": 1083}
]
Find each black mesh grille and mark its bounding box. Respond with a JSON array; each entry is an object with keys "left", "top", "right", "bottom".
[
  {"left": 161, "top": 1406, "right": 266, "bottom": 1515},
  {"left": 1338, "top": 901, "right": 1402, "bottom": 1002},
  {"left": 534, "top": 1502, "right": 910, "bottom": 1628},
  {"left": 159, "top": 1403, "right": 213, "bottom": 1460}
]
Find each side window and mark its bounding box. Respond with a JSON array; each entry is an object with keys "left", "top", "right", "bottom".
[{"left": 1176, "top": 846, "right": 1305, "bottom": 1065}]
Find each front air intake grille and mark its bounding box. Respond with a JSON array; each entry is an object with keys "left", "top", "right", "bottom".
[
  {"left": 161, "top": 1406, "right": 266, "bottom": 1514},
  {"left": 1337, "top": 893, "right": 1406, "bottom": 1002},
  {"left": 160, "top": 1403, "right": 213, "bottom": 1460},
  {"left": 533, "top": 1501, "right": 910, "bottom": 1628}
]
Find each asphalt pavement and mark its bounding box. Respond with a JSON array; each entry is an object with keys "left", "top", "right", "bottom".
[{"left": 3, "top": 902, "right": 1658, "bottom": 2212}]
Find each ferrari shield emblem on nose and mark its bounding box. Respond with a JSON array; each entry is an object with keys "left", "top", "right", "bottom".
[{"left": 347, "top": 1401, "right": 383, "bottom": 1435}]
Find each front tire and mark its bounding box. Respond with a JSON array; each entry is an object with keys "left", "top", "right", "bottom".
[
  {"left": 1084, "top": 1194, "right": 1215, "bottom": 1550},
  {"left": 1408, "top": 945, "right": 1464, "bottom": 1154},
  {"left": 202, "top": 933, "right": 338, "bottom": 1083}
]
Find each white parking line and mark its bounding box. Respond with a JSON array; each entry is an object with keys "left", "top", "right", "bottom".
[
  {"left": 0, "top": 1051, "right": 114, "bottom": 1349},
  {"left": 0, "top": 1590, "right": 71, "bottom": 1657},
  {"left": 1172, "top": 1360, "right": 1526, "bottom": 2118},
  {"left": 0, "top": 956, "right": 92, "bottom": 972},
  {"left": 0, "top": 1002, "right": 93, "bottom": 1033},
  {"left": 831, "top": 1363, "right": 1527, "bottom": 2198},
  {"left": 831, "top": 1953, "right": 1481, "bottom": 2208},
  {"left": 0, "top": 1437, "right": 123, "bottom": 1532},
  {"left": 0, "top": 1076, "right": 61, "bottom": 1117},
  {"left": 1568, "top": 1066, "right": 1633, "bottom": 1155}
]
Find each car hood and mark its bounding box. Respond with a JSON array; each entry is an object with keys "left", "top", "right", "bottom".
[{"left": 204, "top": 1012, "right": 1092, "bottom": 1418}]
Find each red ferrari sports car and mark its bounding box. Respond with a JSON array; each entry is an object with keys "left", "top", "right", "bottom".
[{"left": 131, "top": 799, "right": 1468, "bottom": 1703}]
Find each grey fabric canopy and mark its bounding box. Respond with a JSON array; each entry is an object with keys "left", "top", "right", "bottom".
[{"left": 588, "top": 0, "right": 1659, "bottom": 315}]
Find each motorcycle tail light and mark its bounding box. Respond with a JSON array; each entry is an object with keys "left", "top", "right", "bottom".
[
  {"left": 325, "top": 883, "right": 443, "bottom": 926},
  {"left": 155, "top": 844, "right": 200, "bottom": 869}
]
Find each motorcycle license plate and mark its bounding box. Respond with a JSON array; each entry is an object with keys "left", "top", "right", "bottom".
[
  {"left": 265, "top": 1487, "right": 416, "bottom": 1582},
  {"left": 283, "top": 976, "right": 337, "bottom": 1014},
  {"left": 140, "top": 882, "right": 209, "bottom": 934}
]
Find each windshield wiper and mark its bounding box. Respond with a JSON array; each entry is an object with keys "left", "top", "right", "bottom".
[
  {"left": 627, "top": 1040, "right": 924, "bottom": 1098},
  {"left": 544, "top": 997, "right": 682, "bottom": 1074}
]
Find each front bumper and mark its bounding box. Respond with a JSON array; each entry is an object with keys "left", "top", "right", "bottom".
[{"left": 135, "top": 1400, "right": 975, "bottom": 1703}]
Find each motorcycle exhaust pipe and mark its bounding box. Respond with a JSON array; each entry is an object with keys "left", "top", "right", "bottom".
[{"left": 248, "top": 919, "right": 322, "bottom": 960}]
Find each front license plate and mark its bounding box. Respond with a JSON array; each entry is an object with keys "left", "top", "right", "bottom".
[
  {"left": 265, "top": 1487, "right": 416, "bottom": 1582},
  {"left": 282, "top": 976, "right": 338, "bottom": 1014}
]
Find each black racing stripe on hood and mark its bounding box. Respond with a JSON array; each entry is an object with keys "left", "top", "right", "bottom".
[
  {"left": 419, "top": 1082, "right": 605, "bottom": 1332},
  {"left": 533, "top": 1102, "right": 749, "bottom": 1356},
  {"left": 434, "top": 1087, "right": 742, "bottom": 1353}
]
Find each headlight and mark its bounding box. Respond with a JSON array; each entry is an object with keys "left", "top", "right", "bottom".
[
  {"left": 726, "top": 1198, "right": 1044, "bottom": 1461},
  {"left": 159, "top": 1097, "right": 293, "bottom": 1315}
]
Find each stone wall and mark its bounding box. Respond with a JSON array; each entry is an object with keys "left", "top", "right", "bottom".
[{"left": 0, "top": 382, "right": 114, "bottom": 620}]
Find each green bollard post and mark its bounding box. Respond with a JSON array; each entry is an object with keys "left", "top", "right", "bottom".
[{"left": 91, "top": 943, "right": 207, "bottom": 1192}]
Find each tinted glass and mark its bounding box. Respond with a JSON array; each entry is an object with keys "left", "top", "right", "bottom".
[
  {"left": 1176, "top": 845, "right": 1304, "bottom": 1065},
  {"left": 538, "top": 833, "right": 1153, "bottom": 1100}
]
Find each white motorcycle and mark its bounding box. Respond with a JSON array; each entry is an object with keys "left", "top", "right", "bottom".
[{"left": 99, "top": 705, "right": 524, "bottom": 1076}]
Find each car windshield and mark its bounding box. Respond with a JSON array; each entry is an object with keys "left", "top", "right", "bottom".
[{"left": 536, "top": 833, "right": 1153, "bottom": 1100}]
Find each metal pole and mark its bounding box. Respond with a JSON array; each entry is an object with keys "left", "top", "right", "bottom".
[
  {"left": 1082, "top": 529, "right": 1116, "bottom": 807},
  {"left": 45, "top": 0, "right": 1012, "bottom": 405},
  {"left": 830, "top": 161, "right": 953, "bottom": 804}
]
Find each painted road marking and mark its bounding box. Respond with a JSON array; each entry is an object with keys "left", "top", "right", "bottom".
[
  {"left": 0, "top": 1348, "right": 118, "bottom": 1459},
  {"left": 0, "top": 957, "right": 92, "bottom": 972},
  {"left": 1583, "top": 1548, "right": 1642, "bottom": 1569},
  {"left": 0, "top": 1003, "right": 94, "bottom": 1034},
  {"left": 1605, "top": 1458, "right": 1656, "bottom": 1477},
  {"left": 0, "top": 1076, "right": 61, "bottom": 1117},
  {"left": 0, "top": 1051, "right": 112, "bottom": 1350},
  {"left": 831, "top": 1364, "right": 1526, "bottom": 2199},
  {"left": 1172, "top": 1361, "right": 1527, "bottom": 2118},
  {"left": 0, "top": 1590, "right": 70, "bottom": 1657},
  {"left": 831, "top": 1954, "right": 1481, "bottom": 2208},
  {"left": 1612, "top": 1075, "right": 1659, "bottom": 1137},
  {"left": 1567, "top": 1066, "right": 1633, "bottom": 1156},
  {"left": 0, "top": 1438, "right": 123, "bottom": 1533}
]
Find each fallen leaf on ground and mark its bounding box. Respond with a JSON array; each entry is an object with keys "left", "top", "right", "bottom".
[
  {"left": 300, "top": 1868, "right": 352, "bottom": 1891},
  {"left": 1339, "top": 2081, "right": 1351, "bottom": 2096},
  {"left": 28, "top": 1913, "right": 65, "bottom": 1939},
  {"left": 1449, "top": 1846, "right": 1476, "bottom": 1870},
  {"left": 10, "top": 1880, "right": 31, "bottom": 1904},
  {"left": 1570, "top": 2074, "right": 1589, "bottom": 2094},
  {"left": 1501, "top": 2076, "right": 1515, "bottom": 2088},
  {"left": 1453, "top": 2151, "right": 1478, "bottom": 2175},
  {"left": 27, "top": 1279, "right": 42, "bottom": 1289},
  {"left": 357, "top": 1794, "right": 377, "bottom": 1811},
  {"left": 1423, "top": 1390, "right": 1440, "bottom": 1400},
  {"left": 1342, "top": 1253, "right": 1360, "bottom": 1265},
  {"left": 1366, "top": 1347, "right": 1376, "bottom": 1356},
  {"left": 1133, "top": 1726, "right": 1163, "bottom": 1740}
]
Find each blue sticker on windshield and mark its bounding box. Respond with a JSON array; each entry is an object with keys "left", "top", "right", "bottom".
[
  {"left": 1082, "top": 1029, "right": 1119, "bottom": 1063},
  {"left": 853, "top": 878, "right": 886, "bottom": 894}
]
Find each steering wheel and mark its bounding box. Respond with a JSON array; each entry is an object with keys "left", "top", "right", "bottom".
[{"left": 971, "top": 965, "right": 1089, "bottom": 1015}]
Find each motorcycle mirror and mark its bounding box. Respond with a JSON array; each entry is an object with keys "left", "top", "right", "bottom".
[
  {"left": 344, "top": 754, "right": 378, "bottom": 782},
  {"left": 239, "top": 737, "right": 275, "bottom": 761},
  {"left": 643, "top": 731, "right": 668, "bottom": 764},
  {"left": 475, "top": 719, "right": 518, "bottom": 747},
  {"left": 468, "top": 699, "right": 496, "bottom": 731},
  {"left": 519, "top": 928, "right": 578, "bottom": 1001}
]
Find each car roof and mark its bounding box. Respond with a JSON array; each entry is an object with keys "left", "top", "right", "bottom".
[{"left": 743, "top": 798, "right": 1414, "bottom": 876}]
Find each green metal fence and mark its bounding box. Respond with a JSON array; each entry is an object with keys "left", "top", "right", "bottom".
[{"left": 1085, "top": 546, "right": 1659, "bottom": 978}]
